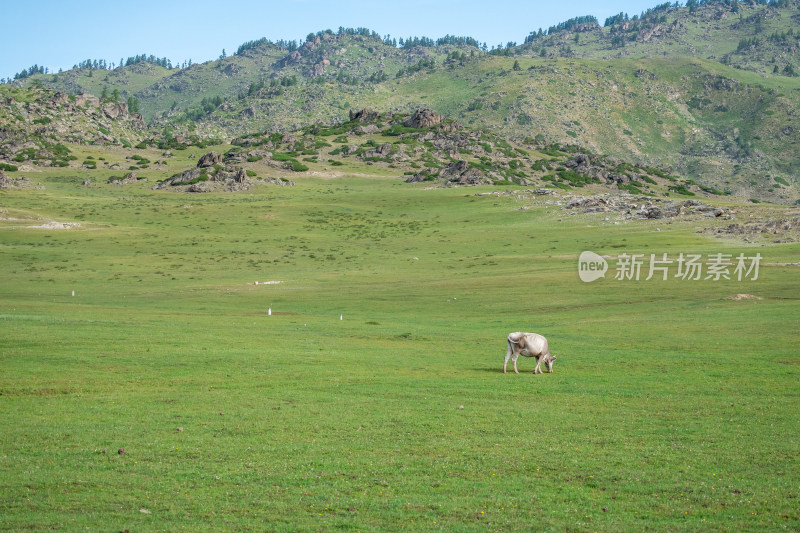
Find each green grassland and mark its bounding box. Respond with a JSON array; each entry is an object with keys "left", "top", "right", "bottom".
[{"left": 1, "top": 156, "right": 798, "bottom": 530}]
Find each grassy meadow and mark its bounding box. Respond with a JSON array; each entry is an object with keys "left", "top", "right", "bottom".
[{"left": 1, "top": 163, "right": 799, "bottom": 531}]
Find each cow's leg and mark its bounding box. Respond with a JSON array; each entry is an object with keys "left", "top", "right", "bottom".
[
  {"left": 534, "top": 357, "right": 542, "bottom": 374},
  {"left": 512, "top": 353, "right": 520, "bottom": 374},
  {"left": 504, "top": 341, "right": 512, "bottom": 373}
]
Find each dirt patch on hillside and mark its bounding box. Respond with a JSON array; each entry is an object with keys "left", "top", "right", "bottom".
[
  {"left": 29, "top": 221, "right": 81, "bottom": 230},
  {"left": 728, "top": 294, "right": 762, "bottom": 301}
]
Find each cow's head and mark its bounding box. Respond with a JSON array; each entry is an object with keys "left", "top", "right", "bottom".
[{"left": 545, "top": 355, "right": 556, "bottom": 373}]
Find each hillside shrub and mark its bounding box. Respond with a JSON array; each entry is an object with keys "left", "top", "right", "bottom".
[
  {"left": 699, "top": 185, "right": 723, "bottom": 195},
  {"left": 273, "top": 152, "right": 308, "bottom": 172},
  {"left": 668, "top": 185, "right": 695, "bottom": 196},
  {"left": 174, "top": 174, "right": 208, "bottom": 186},
  {"left": 558, "top": 170, "right": 596, "bottom": 187},
  {"left": 383, "top": 125, "right": 425, "bottom": 136}
]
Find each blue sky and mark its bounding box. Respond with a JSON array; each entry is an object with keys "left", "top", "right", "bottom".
[{"left": 2, "top": 0, "right": 667, "bottom": 80}]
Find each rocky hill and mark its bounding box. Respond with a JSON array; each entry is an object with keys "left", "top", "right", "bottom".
[
  {"left": 213, "top": 107, "right": 724, "bottom": 202},
  {"left": 516, "top": 0, "right": 800, "bottom": 75},
  {"left": 0, "top": 86, "right": 147, "bottom": 168},
  {"left": 5, "top": 0, "right": 800, "bottom": 203}
]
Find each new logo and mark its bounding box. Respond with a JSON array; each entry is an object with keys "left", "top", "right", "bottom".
[{"left": 578, "top": 251, "right": 608, "bottom": 282}]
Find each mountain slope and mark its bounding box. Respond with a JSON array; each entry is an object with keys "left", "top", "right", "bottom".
[
  {"left": 0, "top": 85, "right": 147, "bottom": 167},
  {"left": 518, "top": 0, "right": 800, "bottom": 75},
  {"left": 161, "top": 53, "right": 798, "bottom": 203},
  {"left": 5, "top": 1, "right": 800, "bottom": 202}
]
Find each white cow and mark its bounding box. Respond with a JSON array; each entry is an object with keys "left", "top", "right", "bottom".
[{"left": 504, "top": 332, "right": 556, "bottom": 374}]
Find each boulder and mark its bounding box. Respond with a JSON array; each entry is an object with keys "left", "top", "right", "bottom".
[
  {"left": 108, "top": 172, "right": 139, "bottom": 185},
  {"left": 565, "top": 154, "right": 591, "bottom": 171},
  {"left": 309, "top": 63, "right": 325, "bottom": 77},
  {"left": 285, "top": 50, "right": 301, "bottom": 64},
  {"left": 74, "top": 94, "right": 100, "bottom": 108},
  {"left": 567, "top": 196, "right": 608, "bottom": 211},
  {"left": 349, "top": 108, "right": 378, "bottom": 122},
  {"left": 440, "top": 160, "right": 469, "bottom": 180},
  {"left": 197, "top": 152, "right": 222, "bottom": 168},
  {"left": 130, "top": 113, "right": 146, "bottom": 129},
  {"left": 188, "top": 181, "right": 212, "bottom": 193},
  {"left": 638, "top": 205, "right": 663, "bottom": 219},
  {"left": 52, "top": 92, "right": 69, "bottom": 106},
  {"left": 355, "top": 124, "right": 379, "bottom": 135},
  {"left": 661, "top": 202, "right": 681, "bottom": 218},
  {"left": 262, "top": 177, "right": 295, "bottom": 186},
  {"left": 363, "top": 143, "right": 392, "bottom": 159},
  {"left": 405, "top": 108, "right": 443, "bottom": 128},
  {"left": 102, "top": 102, "right": 129, "bottom": 120},
  {"left": 456, "top": 168, "right": 491, "bottom": 185},
  {"left": 405, "top": 173, "right": 429, "bottom": 183}
]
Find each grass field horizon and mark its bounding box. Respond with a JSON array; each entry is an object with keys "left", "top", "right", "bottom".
[{"left": 1, "top": 169, "right": 798, "bottom": 530}]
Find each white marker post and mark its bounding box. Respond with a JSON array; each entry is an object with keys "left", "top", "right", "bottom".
[{"left": 268, "top": 307, "right": 272, "bottom": 316}]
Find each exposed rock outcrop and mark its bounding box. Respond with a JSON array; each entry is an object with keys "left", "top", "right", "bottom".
[
  {"left": 349, "top": 108, "right": 379, "bottom": 122},
  {"left": 107, "top": 172, "right": 140, "bottom": 185},
  {"left": 0, "top": 174, "right": 43, "bottom": 190},
  {"left": 564, "top": 194, "right": 730, "bottom": 220},
  {"left": 407, "top": 160, "right": 491, "bottom": 186},
  {"left": 705, "top": 216, "right": 800, "bottom": 242},
  {"left": 362, "top": 143, "right": 392, "bottom": 159},
  {"left": 102, "top": 102, "right": 129, "bottom": 120},
  {"left": 155, "top": 154, "right": 294, "bottom": 192},
  {"left": 405, "top": 108, "right": 443, "bottom": 128},
  {"left": 197, "top": 152, "right": 222, "bottom": 168}
]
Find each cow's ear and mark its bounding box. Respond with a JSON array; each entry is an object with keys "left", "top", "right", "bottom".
[{"left": 551, "top": 356, "right": 557, "bottom": 360}]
